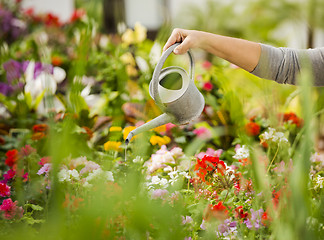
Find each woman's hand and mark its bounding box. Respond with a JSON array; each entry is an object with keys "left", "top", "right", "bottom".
[{"left": 163, "top": 28, "right": 205, "bottom": 54}]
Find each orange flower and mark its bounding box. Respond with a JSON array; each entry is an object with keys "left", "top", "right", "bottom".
[
  {"left": 31, "top": 132, "right": 46, "bottom": 141},
  {"left": 32, "top": 124, "right": 48, "bottom": 133},
  {"left": 245, "top": 121, "right": 260, "bottom": 136},
  {"left": 51, "top": 56, "right": 63, "bottom": 66}
]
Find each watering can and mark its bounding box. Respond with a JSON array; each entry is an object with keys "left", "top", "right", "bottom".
[{"left": 125, "top": 43, "right": 205, "bottom": 144}]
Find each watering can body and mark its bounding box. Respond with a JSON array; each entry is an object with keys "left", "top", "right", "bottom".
[{"left": 125, "top": 43, "right": 205, "bottom": 144}]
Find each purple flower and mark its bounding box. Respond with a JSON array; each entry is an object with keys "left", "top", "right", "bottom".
[
  {"left": 244, "top": 219, "right": 253, "bottom": 229},
  {"left": 0, "top": 8, "right": 13, "bottom": 34},
  {"left": 218, "top": 223, "right": 228, "bottom": 234},
  {"left": 181, "top": 215, "right": 193, "bottom": 225},
  {"left": 0, "top": 82, "right": 13, "bottom": 95},
  {"left": 33, "top": 62, "right": 54, "bottom": 79},
  {"left": 244, "top": 208, "right": 264, "bottom": 230},
  {"left": 3, "top": 59, "right": 22, "bottom": 82},
  {"left": 34, "top": 62, "right": 43, "bottom": 79}
]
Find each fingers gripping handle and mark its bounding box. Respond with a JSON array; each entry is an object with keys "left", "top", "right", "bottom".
[{"left": 151, "top": 43, "right": 195, "bottom": 110}]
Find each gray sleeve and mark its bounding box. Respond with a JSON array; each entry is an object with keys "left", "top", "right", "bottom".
[{"left": 251, "top": 44, "right": 324, "bottom": 86}]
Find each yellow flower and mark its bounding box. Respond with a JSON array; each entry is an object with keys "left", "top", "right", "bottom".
[
  {"left": 122, "top": 28, "right": 135, "bottom": 45},
  {"left": 104, "top": 141, "right": 122, "bottom": 151},
  {"left": 120, "top": 52, "right": 136, "bottom": 66},
  {"left": 153, "top": 124, "right": 167, "bottom": 134},
  {"left": 134, "top": 22, "right": 147, "bottom": 43},
  {"left": 126, "top": 65, "right": 138, "bottom": 77},
  {"left": 121, "top": 22, "right": 147, "bottom": 46},
  {"left": 109, "top": 126, "right": 122, "bottom": 132},
  {"left": 123, "top": 126, "right": 137, "bottom": 140},
  {"left": 150, "top": 135, "right": 171, "bottom": 146}
]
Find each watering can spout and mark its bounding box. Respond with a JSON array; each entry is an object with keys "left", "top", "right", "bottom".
[{"left": 125, "top": 113, "right": 175, "bottom": 145}]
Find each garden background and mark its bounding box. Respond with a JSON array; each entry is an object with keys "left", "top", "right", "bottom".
[{"left": 0, "top": 0, "right": 324, "bottom": 239}]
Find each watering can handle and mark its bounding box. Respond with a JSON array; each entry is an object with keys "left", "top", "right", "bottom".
[{"left": 151, "top": 43, "right": 195, "bottom": 110}]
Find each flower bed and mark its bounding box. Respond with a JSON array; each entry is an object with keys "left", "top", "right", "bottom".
[{"left": 0, "top": 2, "right": 323, "bottom": 240}]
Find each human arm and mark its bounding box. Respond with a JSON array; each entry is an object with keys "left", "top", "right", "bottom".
[
  {"left": 163, "top": 28, "right": 261, "bottom": 72},
  {"left": 164, "top": 28, "right": 324, "bottom": 86}
]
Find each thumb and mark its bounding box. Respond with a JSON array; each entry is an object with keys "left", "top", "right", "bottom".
[{"left": 173, "top": 38, "right": 191, "bottom": 55}]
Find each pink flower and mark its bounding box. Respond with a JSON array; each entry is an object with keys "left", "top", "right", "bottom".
[
  {"left": 196, "top": 148, "right": 223, "bottom": 160},
  {"left": 193, "top": 127, "right": 212, "bottom": 139},
  {"left": 0, "top": 183, "right": 11, "bottom": 197},
  {"left": 202, "top": 82, "right": 213, "bottom": 91},
  {"left": 80, "top": 161, "right": 101, "bottom": 175},
  {"left": 20, "top": 144, "right": 36, "bottom": 157},
  {"left": 202, "top": 60, "right": 212, "bottom": 70},
  {"left": 165, "top": 123, "right": 176, "bottom": 132},
  {"left": 151, "top": 189, "right": 169, "bottom": 200},
  {"left": 0, "top": 198, "right": 24, "bottom": 220},
  {"left": 37, "top": 163, "right": 51, "bottom": 175},
  {"left": 1, "top": 169, "right": 16, "bottom": 184}
]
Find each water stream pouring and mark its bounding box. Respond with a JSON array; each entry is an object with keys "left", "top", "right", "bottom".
[{"left": 125, "top": 43, "right": 205, "bottom": 144}]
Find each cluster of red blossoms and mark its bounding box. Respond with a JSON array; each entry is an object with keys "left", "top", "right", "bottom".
[
  {"left": 31, "top": 123, "right": 48, "bottom": 140},
  {"left": 194, "top": 155, "right": 226, "bottom": 183},
  {"left": 280, "top": 112, "right": 303, "bottom": 128},
  {"left": 24, "top": 8, "right": 86, "bottom": 27},
  {"left": 245, "top": 121, "right": 261, "bottom": 136}
]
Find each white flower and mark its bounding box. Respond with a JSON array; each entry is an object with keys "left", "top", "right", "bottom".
[
  {"left": 58, "top": 169, "right": 80, "bottom": 182},
  {"left": 147, "top": 176, "right": 169, "bottom": 189},
  {"left": 133, "top": 156, "right": 144, "bottom": 163},
  {"left": 69, "top": 169, "right": 80, "bottom": 181},
  {"left": 104, "top": 171, "right": 114, "bottom": 182},
  {"left": 260, "top": 128, "right": 288, "bottom": 143},
  {"left": 233, "top": 145, "right": 250, "bottom": 159},
  {"left": 149, "top": 42, "right": 162, "bottom": 65},
  {"left": 58, "top": 169, "right": 70, "bottom": 182},
  {"left": 179, "top": 171, "right": 191, "bottom": 179},
  {"left": 314, "top": 175, "right": 324, "bottom": 190}
]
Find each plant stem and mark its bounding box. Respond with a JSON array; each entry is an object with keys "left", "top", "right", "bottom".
[{"left": 267, "top": 144, "right": 280, "bottom": 173}]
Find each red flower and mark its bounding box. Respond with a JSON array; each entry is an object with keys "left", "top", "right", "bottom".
[
  {"left": 70, "top": 8, "right": 86, "bottom": 22},
  {"left": 194, "top": 155, "right": 226, "bottom": 182},
  {"left": 261, "top": 211, "right": 271, "bottom": 226},
  {"left": 44, "top": 13, "right": 61, "bottom": 27},
  {"left": 272, "top": 189, "right": 280, "bottom": 208},
  {"left": 32, "top": 124, "right": 48, "bottom": 133},
  {"left": 281, "top": 112, "right": 303, "bottom": 128},
  {"left": 0, "top": 183, "right": 11, "bottom": 197},
  {"left": 245, "top": 121, "right": 261, "bottom": 136},
  {"left": 204, "top": 202, "right": 228, "bottom": 221},
  {"left": 0, "top": 198, "right": 24, "bottom": 220},
  {"left": 202, "top": 82, "right": 213, "bottom": 91},
  {"left": 5, "top": 149, "right": 19, "bottom": 168},
  {"left": 235, "top": 206, "right": 248, "bottom": 220}
]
